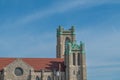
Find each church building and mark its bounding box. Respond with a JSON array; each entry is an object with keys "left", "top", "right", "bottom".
[{"left": 0, "top": 26, "right": 87, "bottom": 80}]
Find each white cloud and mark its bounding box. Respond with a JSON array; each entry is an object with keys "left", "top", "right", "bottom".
[{"left": 1, "top": 0, "right": 120, "bottom": 29}]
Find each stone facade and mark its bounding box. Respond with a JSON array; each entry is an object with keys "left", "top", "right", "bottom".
[
  {"left": 0, "top": 26, "right": 87, "bottom": 80},
  {"left": 0, "top": 59, "right": 65, "bottom": 80},
  {"left": 65, "top": 41, "right": 87, "bottom": 80},
  {"left": 56, "top": 26, "right": 76, "bottom": 58},
  {"left": 4, "top": 59, "right": 33, "bottom": 80}
]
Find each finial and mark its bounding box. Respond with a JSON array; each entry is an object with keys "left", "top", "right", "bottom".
[
  {"left": 71, "top": 26, "right": 75, "bottom": 30},
  {"left": 80, "top": 41, "right": 83, "bottom": 45},
  {"left": 59, "top": 25, "right": 63, "bottom": 30},
  {"left": 59, "top": 25, "right": 62, "bottom": 28},
  {"left": 80, "top": 41, "right": 85, "bottom": 54},
  {"left": 57, "top": 26, "right": 63, "bottom": 36},
  {"left": 71, "top": 26, "right": 75, "bottom": 35}
]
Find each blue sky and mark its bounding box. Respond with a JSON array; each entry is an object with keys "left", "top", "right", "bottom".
[{"left": 0, "top": 0, "right": 120, "bottom": 80}]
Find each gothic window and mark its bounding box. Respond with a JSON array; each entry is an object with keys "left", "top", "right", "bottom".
[
  {"left": 36, "top": 76, "right": 40, "bottom": 80},
  {"left": 73, "top": 70, "right": 75, "bottom": 75},
  {"left": 78, "top": 53, "right": 80, "bottom": 65},
  {"left": 65, "top": 37, "right": 70, "bottom": 47},
  {"left": 65, "top": 37, "right": 70, "bottom": 43},
  {"left": 65, "top": 37, "right": 71, "bottom": 54},
  {"left": 78, "top": 70, "right": 80, "bottom": 75},
  {"left": 47, "top": 76, "right": 51, "bottom": 80},
  {"left": 73, "top": 53, "right": 75, "bottom": 65},
  {"left": 14, "top": 67, "right": 23, "bottom": 76}
]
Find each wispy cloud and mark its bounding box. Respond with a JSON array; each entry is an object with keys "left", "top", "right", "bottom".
[
  {"left": 1, "top": 1, "right": 83, "bottom": 28},
  {"left": 1, "top": 0, "right": 120, "bottom": 29},
  {"left": 0, "top": 1, "right": 120, "bottom": 79}
]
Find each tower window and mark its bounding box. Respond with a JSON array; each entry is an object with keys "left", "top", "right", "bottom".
[
  {"left": 65, "top": 37, "right": 71, "bottom": 54},
  {"left": 78, "top": 70, "right": 80, "bottom": 75},
  {"left": 36, "top": 76, "right": 40, "bottom": 80},
  {"left": 65, "top": 37, "right": 70, "bottom": 48},
  {"left": 47, "top": 76, "right": 51, "bottom": 80},
  {"left": 73, "top": 53, "right": 75, "bottom": 65},
  {"left": 73, "top": 70, "right": 75, "bottom": 75},
  {"left": 78, "top": 53, "right": 80, "bottom": 65},
  {"left": 65, "top": 37, "right": 70, "bottom": 44}
]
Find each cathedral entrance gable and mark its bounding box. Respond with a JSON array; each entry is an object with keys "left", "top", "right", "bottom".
[{"left": 4, "top": 58, "right": 34, "bottom": 80}]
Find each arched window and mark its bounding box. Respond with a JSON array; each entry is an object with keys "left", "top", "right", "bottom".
[
  {"left": 65, "top": 37, "right": 71, "bottom": 48},
  {"left": 36, "top": 76, "right": 40, "bottom": 80},
  {"left": 65, "top": 37, "right": 71, "bottom": 53},
  {"left": 47, "top": 76, "right": 51, "bottom": 80},
  {"left": 65, "top": 37, "right": 70, "bottom": 45},
  {"left": 73, "top": 53, "right": 75, "bottom": 65}
]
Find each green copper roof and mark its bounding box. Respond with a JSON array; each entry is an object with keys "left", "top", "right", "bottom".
[
  {"left": 71, "top": 41, "right": 80, "bottom": 50},
  {"left": 65, "top": 41, "right": 80, "bottom": 55},
  {"left": 65, "top": 41, "right": 86, "bottom": 55}
]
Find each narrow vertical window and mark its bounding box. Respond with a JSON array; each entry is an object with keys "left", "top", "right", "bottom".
[
  {"left": 73, "top": 70, "right": 75, "bottom": 75},
  {"left": 65, "top": 37, "right": 70, "bottom": 45},
  {"left": 65, "top": 38, "right": 70, "bottom": 49},
  {"left": 47, "top": 76, "right": 51, "bottom": 80},
  {"left": 78, "top": 53, "right": 80, "bottom": 65},
  {"left": 73, "top": 53, "right": 75, "bottom": 65},
  {"left": 78, "top": 70, "right": 80, "bottom": 75},
  {"left": 36, "top": 76, "right": 40, "bottom": 80}
]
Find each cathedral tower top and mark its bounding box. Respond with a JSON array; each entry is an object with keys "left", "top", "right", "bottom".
[{"left": 56, "top": 26, "right": 76, "bottom": 58}]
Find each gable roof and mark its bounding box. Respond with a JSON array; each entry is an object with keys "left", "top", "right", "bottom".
[
  {"left": 0, "top": 58, "right": 16, "bottom": 71},
  {"left": 0, "top": 58, "right": 65, "bottom": 71}
]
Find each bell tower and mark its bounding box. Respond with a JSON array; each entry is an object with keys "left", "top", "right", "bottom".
[
  {"left": 65, "top": 41, "right": 87, "bottom": 80},
  {"left": 56, "top": 26, "right": 76, "bottom": 58}
]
